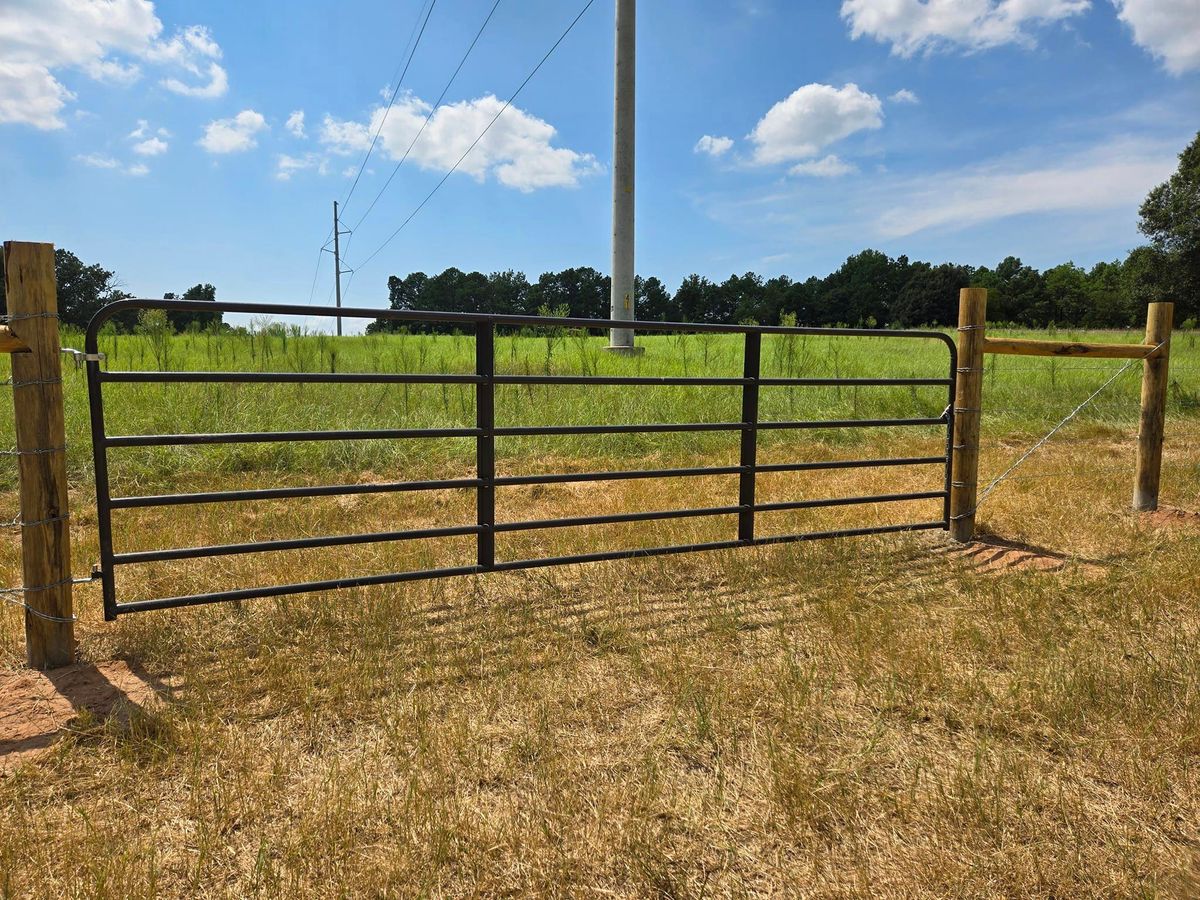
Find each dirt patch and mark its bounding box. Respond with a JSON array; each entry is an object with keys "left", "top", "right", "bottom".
[
  {"left": 936, "top": 536, "right": 1104, "bottom": 577},
  {"left": 1142, "top": 507, "right": 1200, "bottom": 529},
  {"left": 0, "top": 660, "right": 166, "bottom": 775}
]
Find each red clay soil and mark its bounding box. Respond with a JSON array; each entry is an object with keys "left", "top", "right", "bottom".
[
  {"left": 1142, "top": 506, "right": 1200, "bottom": 528},
  {"left": 0, "top": 660, "right": 165, "bottom": 775}
]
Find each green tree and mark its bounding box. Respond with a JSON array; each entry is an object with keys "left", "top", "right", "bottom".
[
  {"left": 1138, "top": 130, "right": 1199, "bottom": 319},
  {"left": 893, "top": 262, "right": 971, "bottom": 326},
  {"left": 636, "top": 275, "right": 676, "bottom": 321},
  {"left": 487, "top": 270, "right": 531, "bottom": 316},
  {"left": 673, "top": 274, "right": 719, "bottom": 323},
  {"left": 166, "top": 283, "right": 221, "bottom": 332},
  {"left": 1, "top": 249, "right": 128, "bottom": 329},
  {"left": 1043, "top": 263, "right": 1089, "bottom": 325}
]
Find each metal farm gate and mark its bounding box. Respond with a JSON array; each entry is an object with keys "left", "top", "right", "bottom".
[{"left": 84, "top": 299, "right": 957, "bottom": 619}]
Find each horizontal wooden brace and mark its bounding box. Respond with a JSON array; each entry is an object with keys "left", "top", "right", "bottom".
[
  {"left": 982, "top": 336, "right": 1162, "bottom": 360},
  {"left": 0, "top": 325, "right": 31, "bottom": 354}
]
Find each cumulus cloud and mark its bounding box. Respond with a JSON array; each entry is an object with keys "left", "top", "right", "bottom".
[
  {"left": 0, "top": 1, "right": 228, "bottom": 129},
  {"left": 694, "top": 134, "right": 734, "bottom": 157},
  {"left": 132, "top": 135, "right": 168, "bottom": 155},
  {"left": 840, "top": 0, "right": 1090, "bottom": 55},
  {"left": 875, "top": 139, "right": 1176, "bottom": 237},
  {"left": 889, "top": 88, "right": 920, "bottom": 104},
  {"left": 286, "top": 109, "right": 306, "bottom": 138},
  {"left": 320, "top": 93, "right": 601, "bottom": 192},
  {"left": 161, "top": 62, "right": 227, "bottom": 98},
  {"left": 126, "top": 162, "right": 150, "bottom": 176},
  {"left": 275, "top": 153, "right": 328, "bottom": 181},
  {"left": 1114, "top": 0, "right": 1200, "bottom": 74},
  {"left": 790, "top": 155, "right": 857, "bottom": 177},
  {"left": 198, "top": 109, "right": 267, "bottom": 154},
  {"left": 749, "top": 83, "right": 883, "bottom": 166}
]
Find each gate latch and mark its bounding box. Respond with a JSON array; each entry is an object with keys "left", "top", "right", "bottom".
[{"left": 60, "top": 348, "right": 106, "bottom": 368}]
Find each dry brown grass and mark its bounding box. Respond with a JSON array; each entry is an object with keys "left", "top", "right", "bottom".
[{"left": 1, "top": 433, "right": 1198, "bottom": 898}]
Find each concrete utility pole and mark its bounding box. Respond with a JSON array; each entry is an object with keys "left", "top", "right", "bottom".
[
  {"left": 332, "top": 201, "right": 344, "bottom": 337},
  {"left": 607, "top": 0, "right": 639, "bottom": 353}
]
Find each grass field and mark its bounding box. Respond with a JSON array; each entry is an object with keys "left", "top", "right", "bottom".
[{"left": 1, "top": 322, "right": 1198, "bottom": 897}]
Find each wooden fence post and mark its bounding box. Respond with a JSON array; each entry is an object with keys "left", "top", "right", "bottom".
[
  {"left": 1133, "top": 301, "right": 1173, "bottom": 512},
  {"left": 3, "top": 241, "right": 75, "bottom": 669},
  {"left": 950, "top": 287, "right": 987, "bottom": 542}
]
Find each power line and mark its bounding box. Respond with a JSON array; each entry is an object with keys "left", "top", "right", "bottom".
[
  {"left": 305, "top": 244, "right": 327, "bottom": 305},
  {"left": 341, "top": 0, "right": 440, "bottom": 216},
  {"left": 351, "top": 0, "right": 504, "bottom": 233},
  {"left": 348, "top": 0, "right": 597, "bottom": 280}
]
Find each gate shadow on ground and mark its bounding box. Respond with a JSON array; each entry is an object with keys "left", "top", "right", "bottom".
[{"left": 217, "top": 540, "right": 967, "bottom": 697}]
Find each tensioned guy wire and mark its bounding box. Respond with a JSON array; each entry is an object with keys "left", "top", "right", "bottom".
[{"left": 963, "top": 340, "right": 1166, "bottom": 514}]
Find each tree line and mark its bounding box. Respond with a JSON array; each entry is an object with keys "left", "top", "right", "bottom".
[
  {"left": 371, "top": 130, "right": 1198, "bottom": 333},
  {"left": 368, "top": 249, "right": 1191, "bottom": 334},
  {"left": 0, "top": 249, "right": 222, "bottom": 333}
]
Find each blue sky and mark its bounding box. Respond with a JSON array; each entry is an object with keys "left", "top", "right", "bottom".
[{"left": 2, "top": 0, "right": 1198, "bottom": 330}]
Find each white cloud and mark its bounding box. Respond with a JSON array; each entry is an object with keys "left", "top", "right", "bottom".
[
  {"left": 790, "top": 155, "right": 857, "bottom": 177},
  {"left": 76, "top": 153, "right": 122, "bottom": 169},
  {"left": 889, "top": 88, "right": 920, "bottom": 104},
  {"left": 275, "top": 153, "right": 328, "bottom": 181},
  {"left": 133, "top": 135, "right": 168, "bottom": 155},
  {"left": 0, "top": 2, "right": 228, "bottom": 129},
  {"left": 695, "top": 134, "right": 734, "bottom": 157},
  {"left": 841, "top": 0, "right": 1090, "bottom": 56},
  {"left": 75, "top": 153, "right": 151, "bottom": 176},
  {"left": 198, "top": 109, "right": 267, "bottom": 154},
  {"left": 0, "top": 62, "right": 75, "bottom": 130},
  {"left": 161, "top": 62, "right": 227, "bottom": 98},
  {"left": 875, "top": 139, "right": 1177, "bottom": 237},
  {"left": 286, "top": 109, "right": 306, "bottom": 138},
  {"left": 1114, "top": 0, "right": 1200, "bottom": 74},
  {"left": 749, "top": 83, "right": 883, "bottom": 165},
  {"left": 320, "top": 93, "right": 601, "bottom": 192}
]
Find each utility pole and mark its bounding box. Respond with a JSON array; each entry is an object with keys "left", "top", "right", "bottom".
[
  {"left": 332, "top": 201, "right": 344, "bottom": 337},
  {"left": 607, "top": 0, "right": 639, "bottom": 354}
]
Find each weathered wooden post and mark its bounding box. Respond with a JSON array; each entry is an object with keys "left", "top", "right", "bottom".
[
  {"left": 950, "top": 287, "right": 987, "bottom": 542},
  {"left": 3, "top": 241, "right": 75, "bottom": 669},
  {"left": 1133, "top": 301, "right": 1173, "bottom": 512}
]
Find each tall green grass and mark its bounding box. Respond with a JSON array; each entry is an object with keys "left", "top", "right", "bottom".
[{"left": 0, "top": 323, "right": 1195, "bottom": 491}]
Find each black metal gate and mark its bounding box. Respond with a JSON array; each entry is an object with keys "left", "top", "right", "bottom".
[{"left": 85, "top": 299, "right": 957, "bottom": 619}]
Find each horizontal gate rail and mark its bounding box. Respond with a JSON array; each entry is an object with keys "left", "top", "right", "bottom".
[
  {"left": 112, "top": 524, "right": 485, "bottom": 565},
  {"left": 108, "top": 478, "right": 484, "bottom": 509},
  {"left": 99, "top": 371, "right": 950, "bottom": 388},
  {"left": 84, "top": 298, "right": 958, "bottom": 619}
]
